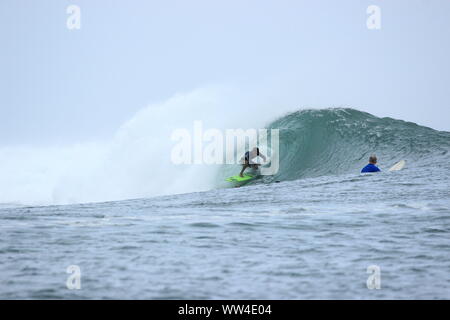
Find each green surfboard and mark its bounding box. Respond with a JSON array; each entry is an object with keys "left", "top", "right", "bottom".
[{"left": 226, "top": 173, "right": 255, "bottom": 182}]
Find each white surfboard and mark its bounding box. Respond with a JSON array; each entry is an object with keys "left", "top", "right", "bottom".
[{"left": 388, "top": 160, "right": 406, "bottom": 172}]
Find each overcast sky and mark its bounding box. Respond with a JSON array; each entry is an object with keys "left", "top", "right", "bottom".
[{"left": 1, "top": 0, "right": 449, "bottom": 146}]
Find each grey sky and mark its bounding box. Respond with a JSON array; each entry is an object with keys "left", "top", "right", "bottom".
[{"left": 1, "top": 0, "right": 449, "bottom": 146}]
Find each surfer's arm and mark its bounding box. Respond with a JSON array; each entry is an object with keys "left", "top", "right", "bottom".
[{"left": 259, "top": 153, "right": 267, "bottom": 162}]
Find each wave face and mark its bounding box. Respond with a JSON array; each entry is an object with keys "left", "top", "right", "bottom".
[{"left": 263, "top": 108, "right": 450, "bottom": 182}]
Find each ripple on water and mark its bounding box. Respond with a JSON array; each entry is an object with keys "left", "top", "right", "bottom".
[{"left": 188, "top": 222, "right": 221, "bottom": 228}]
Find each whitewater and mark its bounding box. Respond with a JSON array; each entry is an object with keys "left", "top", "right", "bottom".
[
  {"left": 0, "top": 88, "right": 291, "bottom": 205},
  {"left": 1, "top": 89, "right": 450, "bottom": 299}
]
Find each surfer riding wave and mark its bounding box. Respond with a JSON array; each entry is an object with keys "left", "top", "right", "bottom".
[{"left": 239, "top": 147, "right": 267, "bottom": 177}]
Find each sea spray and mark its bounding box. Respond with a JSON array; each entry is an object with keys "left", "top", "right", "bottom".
[{"left": 0, "top": 87, "right": 286, "bottom": 205}]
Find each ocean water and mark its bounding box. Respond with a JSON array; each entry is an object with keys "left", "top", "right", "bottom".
[{"left": 1, "top": 109, "right": 449, "bottom": 299}]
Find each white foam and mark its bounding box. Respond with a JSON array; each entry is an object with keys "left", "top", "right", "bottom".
[{"left": 0, "top": 86, "right": 289, "bottom": 205}]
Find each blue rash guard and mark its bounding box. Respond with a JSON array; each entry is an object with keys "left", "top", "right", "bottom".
[{"left": 361, "top": 163, "right": 381, "bottom": 173}]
